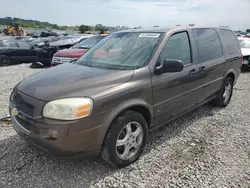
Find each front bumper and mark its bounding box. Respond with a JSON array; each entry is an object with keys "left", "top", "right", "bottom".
[
  {"left": 51, "top": 56, "right": 76, "bottom": 66},
  {"left": 9, "top": 91, "right": 106, "bottom": 158}
]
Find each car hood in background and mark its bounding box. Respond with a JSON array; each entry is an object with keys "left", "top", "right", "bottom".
[
  {"left": 54, "top": 48, "right": 88, "bottom": 58},
  {"left": 241, "top": 48, "right": 250, "bottom": 56},
  {"left": 17, "top": 63, "right": 134, "bottom": 101},
  {"left": 50, "top": 38, "right": 79, "bottom": 47}
]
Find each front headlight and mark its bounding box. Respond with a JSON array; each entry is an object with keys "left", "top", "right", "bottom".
[{"left": 43, "top": 98, "right": 93, "bottom": 120}]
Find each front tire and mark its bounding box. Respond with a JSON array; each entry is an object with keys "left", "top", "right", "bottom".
[
  {"left": 101, "top": 110, "right": 148, "bottom": 168},
  {"left": 0, "top": 55, "right": 11, "bottom": 66},
  {"left": 212, "top": 77, "right": 233, "bottom": 107}
]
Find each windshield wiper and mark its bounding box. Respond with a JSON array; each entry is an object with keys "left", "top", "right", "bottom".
[{"left": 78, "top": 46, "right": 90, "bottom": 49}]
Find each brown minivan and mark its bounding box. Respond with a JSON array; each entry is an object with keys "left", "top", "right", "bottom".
[{"left": 9, "top": 27, "right": 241, "bottom": 168}]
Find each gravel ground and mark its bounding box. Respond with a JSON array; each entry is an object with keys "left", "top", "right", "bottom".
[
  {"left": 0, "top": 63, "right": 43, "bottom": 118},
  {"left": 0, "top": 64, "right": 249, "bottom": 188}
]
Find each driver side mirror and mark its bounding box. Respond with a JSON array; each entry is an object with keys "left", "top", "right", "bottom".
[{"left": 155, "top": 59, "right": 184, "bottom": 75}]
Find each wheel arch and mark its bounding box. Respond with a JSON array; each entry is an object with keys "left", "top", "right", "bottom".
[
  {"left": 0, "top": 53, "right": 10, "bottom": 57},
  {"left": 101, "top": 99, "right": 153, "bottom": 148},
  {"left": 224, "top": 69, "right": 236, "bottom": 84}
]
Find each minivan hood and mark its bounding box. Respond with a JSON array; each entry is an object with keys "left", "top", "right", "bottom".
[
  {"left": 17, "top": 63, "right": 134, "bottom": 101},
  {"left": 241, "top": 48, "right": 250, "bottom": 56}
]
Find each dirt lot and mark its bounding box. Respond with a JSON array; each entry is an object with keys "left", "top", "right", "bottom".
[{"left": 0, "top": 64, "right": 249, "bottom": 188}]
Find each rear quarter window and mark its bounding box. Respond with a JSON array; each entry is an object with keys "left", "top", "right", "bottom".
[
  {"left": 220, "top": 29, "right": 240, "bottom": 54},
  {"left": 192, "top": 29, "right": 223, "bottom": 63}
]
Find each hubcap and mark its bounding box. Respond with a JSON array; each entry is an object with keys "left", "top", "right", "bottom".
[
  {"left": 116, "top": 122, "right": 143, "bottom": 160},
  {"left": 0, "top": 56, "right": 9, "bottom": 66},
  {"left": 223, "top": 82, "right": 232, "bottom": 103}
]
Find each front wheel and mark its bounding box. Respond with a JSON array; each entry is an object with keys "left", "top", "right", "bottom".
[
  {"left": 0, "top": 55, "right": 11, "bottom": 66},
  {"left": 101, "top": 111, "right": 148, "bottom": 168},
  {"left": 212, "top": 77, "right": 233, "bottom": 107}
]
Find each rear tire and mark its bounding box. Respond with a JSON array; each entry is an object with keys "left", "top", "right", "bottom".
[
  {"left": 101, "top": 110, "right": 148, "bottom": 168},
  {"left": 212, "top": 77, "right": 233, "bottom": 107},
  {"left": 0, "top": 55, "right": 11, "bottom": 66}
]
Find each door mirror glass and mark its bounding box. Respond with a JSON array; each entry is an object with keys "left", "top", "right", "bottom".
[{"left": 155, "top": 59, "right": 184, "bottom": 75}]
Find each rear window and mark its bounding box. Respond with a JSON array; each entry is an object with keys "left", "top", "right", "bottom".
[
  {"left": 192, "top": 29, "right": 223, "bottom": 63},
  {"left": 220, "top": 29, "right": 240, "bottom": 54}
]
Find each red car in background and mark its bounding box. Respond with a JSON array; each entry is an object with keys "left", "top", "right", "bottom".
[{"left": 50, "top": 34, "right": 107, "bottom": 66}]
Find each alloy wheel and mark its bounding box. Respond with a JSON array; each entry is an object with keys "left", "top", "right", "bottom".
[
  {"left": 116, "top": 121, "right": 143, "bottom": 160},
  {"left": 223, "top": 81, "right": 232, "bottom": 104}
]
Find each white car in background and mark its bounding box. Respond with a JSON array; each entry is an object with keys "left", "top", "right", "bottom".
[{"left": 238, "top": 37, "right": 250, "bottom": 70}]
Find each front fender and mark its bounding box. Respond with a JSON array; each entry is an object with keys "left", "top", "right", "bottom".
[{"left": 103, "top": 98, "right": 154, "bottom": 129}]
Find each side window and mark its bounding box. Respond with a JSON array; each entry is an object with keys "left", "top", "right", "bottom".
[
  {"left": 16, "top": 41, "right": 31, "bottom": 49},
  {"left": 8, "top": 42, "right": 18, "bottom": 48},
  {"left": 220, "top": 29, "right": 240, "bottom": 54},
  {"left": 159, "top": 32, "right": 191, "bottom": 65},
  {"left": 0, "top": 41, "right": 17, "bottom": 48},
  {"left": 192, "top": 29, "right": 223, "bottom": 63}
]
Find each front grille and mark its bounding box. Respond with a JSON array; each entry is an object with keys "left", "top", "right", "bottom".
[
  {"left": 243, "top": 55, "right": 250, "bottom": 61},
  {"left": 52, "top": 56, "right": 74, "bottom": 64},
  {"left": 13, "top": 94, "right": 34, "bottom": 116},
  {"left": 16, "top": 116, "right": 31, "bottom": 131}
]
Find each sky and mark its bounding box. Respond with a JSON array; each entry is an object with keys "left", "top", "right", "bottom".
[{"left": 1, "top": 0, "right": 249, "bottom": 31}]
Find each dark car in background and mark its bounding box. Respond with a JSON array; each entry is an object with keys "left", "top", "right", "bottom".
[
  {"left": 10, "top": 27, "right": 241, "bottom": 168},
  {"left": 51, "top": 35, "right": 107, "bottom": 66},
  {"left": 0, "top": 40, "right": 37, "bottom": 66},
  {"left": 0, "top": 39, "right": 58, "bottom": 67}
]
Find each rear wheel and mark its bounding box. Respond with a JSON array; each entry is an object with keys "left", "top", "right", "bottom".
[
  {"left": 212, "top": 77, "right": 233, "bottom": 107},
  {"left": 101, "top": 111, "right": 148, "bottom": 168},
  {"left": 0, "top": 55, "right": 11, "bottom": 66}
]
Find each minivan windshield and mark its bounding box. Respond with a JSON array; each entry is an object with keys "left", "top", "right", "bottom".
[{"left": 75, "top": 32, "right": 163, "bottom": 70}]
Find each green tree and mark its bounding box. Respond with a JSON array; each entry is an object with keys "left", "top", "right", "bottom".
[
  {"left": 39, "top": 24, "right": 46, "bottom": 28},
  {"left": 52, "top": 24, "right": 60, "bottom": 30},
  {"left": 15, "top": 19, "right": 27, "bottom": 27},
  {"left": 79, "top": 25, "right": 90, "bottom": 33},
  {"left": 30, "top": 22, "right": 37, "bottom": 28},
  {"left": 89, "top": 26, "right": 95, "bottom": 31},
  {"left": 95, "top": 24, "right": 103, "bottom": 31},
  {"left": 246, "top": 29, "right": 250, "bottom": 33}
]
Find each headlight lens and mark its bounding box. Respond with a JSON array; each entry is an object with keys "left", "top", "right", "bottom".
[{"left": 43, "top": 98, "right": 93, "bottom": 120}]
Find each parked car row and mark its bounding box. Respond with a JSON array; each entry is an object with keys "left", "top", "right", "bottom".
[
  {"left": 0, "top": 33, "right": 102, "bottom": 67},
  {"left": 50, "top": 34, "right": 107, "bottom": 66},
  {"left": 235, "top": 31, "right": 250, "bottom": 38},
  {"left": 9, "top": 27, "right": 242, "bottom": 168}
]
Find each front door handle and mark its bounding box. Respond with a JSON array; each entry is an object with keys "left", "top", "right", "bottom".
[{"left": 189, "top": 69, "right": 199, "bottom": 76}]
